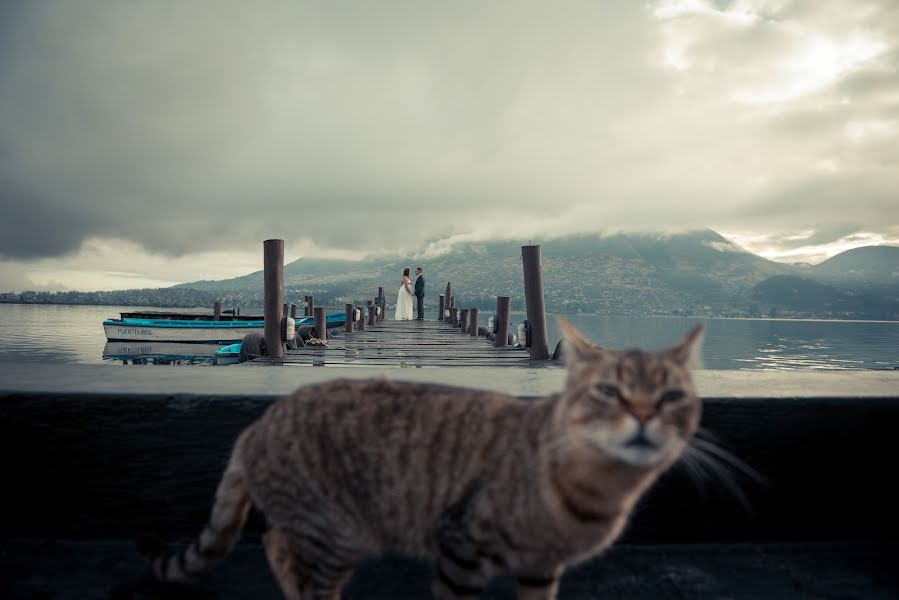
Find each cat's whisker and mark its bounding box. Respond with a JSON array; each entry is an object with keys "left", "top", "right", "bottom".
[
  {"left": 695, "top": 426, "right": 721, "bottom": 444},
  {"left": 690, "top": 438, "right": 768, "bottom": 485},
  {"left": 681, "top": 444, "right": 757, "bottom": 516},
  {"left": 675, "top": 452, "right": 711, "bottom": 503}
]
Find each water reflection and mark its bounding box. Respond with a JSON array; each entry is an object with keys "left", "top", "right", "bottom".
[{"left": 0, "top": 304, "right": 897, "bottom": 370}]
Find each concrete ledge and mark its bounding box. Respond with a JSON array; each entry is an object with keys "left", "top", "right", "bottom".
[
  {"left": 2, "top": 364, "right": 897, "bottom": 597},
  {"left": 1, "top": 387, "right": 898, "bottom": 543},
  {"left": 2, "top": 362, "right": 899, "bottom": 398}
]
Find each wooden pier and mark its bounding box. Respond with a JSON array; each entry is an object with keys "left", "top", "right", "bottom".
[
  {"left": 237, "top": 238, "right": 559, "bottom": 368},
  {"left": 244, "top": 319, "right": 560, "bottom": 368}
]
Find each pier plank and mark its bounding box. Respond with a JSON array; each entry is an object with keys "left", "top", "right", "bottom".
[{"left": 245, "top": 320, "right": 559, "bottom": 368}]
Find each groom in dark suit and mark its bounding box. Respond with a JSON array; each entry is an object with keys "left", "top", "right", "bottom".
[{"left": 414, "top": 267, "right": 425, "bottom": 320}]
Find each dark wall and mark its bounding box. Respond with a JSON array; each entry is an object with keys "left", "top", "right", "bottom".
[{"left": 1, "top": 393, "right": 897, "bottom": 543}]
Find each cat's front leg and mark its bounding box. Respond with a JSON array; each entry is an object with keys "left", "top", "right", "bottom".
[{"left": 515, "top": 568, "right": 562, "bottom": 600}]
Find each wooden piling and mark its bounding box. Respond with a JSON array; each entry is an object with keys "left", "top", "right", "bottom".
[
  {"left": 438, "top": 294, "right": 445, "bottom": 321},
  {"left": 313, "top": 306, "right": 326, "bottom": 341},
  {"left": 368, "top": 301, "right": 376, "bottom": 326},
  {"left": 345, "top": 303, "right": 355, "bottom": 334},
  {"left": 451, "top": 307, "right": 459, "bottom": 327},
  {"left": 495, "top": 296, "right": 511, "bottom": 347},
  {"left": 469, "top": 307, "right": 479, "bottom": 337},
  {"left": 290, "top": 304, "right": 297, "bottom": 318},
  {"left": 213, "top": 301, "right": 221, "bottom": 321},
  {"left": 306, "top": 296, "right": 314, "bottom": 318},
  {"left": 521, "top": 245, "right": 549, "bottom": 360},
  {"left": 460, "top": 309, "right": 469, "bottom": 333},
  {"left": 263, "top": 239, "right": 285, "bottom": 358}
]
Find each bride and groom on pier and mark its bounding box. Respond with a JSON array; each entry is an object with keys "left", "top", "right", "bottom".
[{"left": 394, "top": 267, "right": 425, "bottom": 321}]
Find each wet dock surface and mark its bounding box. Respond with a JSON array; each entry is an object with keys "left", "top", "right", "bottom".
[{"left": 247, "top": 320, "right": 553, "bottom": 368}]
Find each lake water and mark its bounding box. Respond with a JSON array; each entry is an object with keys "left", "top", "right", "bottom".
[{"left": 0, "top": 303, "right": 897, "bottom": 370}]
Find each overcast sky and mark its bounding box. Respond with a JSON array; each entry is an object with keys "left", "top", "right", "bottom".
[{"left": 1, "top": 0, "right": 897, "bottom": 291}]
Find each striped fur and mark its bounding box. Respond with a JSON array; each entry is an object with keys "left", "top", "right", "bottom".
[{"left": 143, "top": 320, "right": 703, "bottom": 599}]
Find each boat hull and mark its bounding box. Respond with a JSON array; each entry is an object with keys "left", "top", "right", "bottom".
[{"left": 103, "top": 322, "right": 263, "bottom": 343}]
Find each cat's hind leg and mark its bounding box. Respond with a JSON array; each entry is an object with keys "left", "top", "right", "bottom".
[
  {"left": 263, "top": 526, "right": 355, "bottom": 600},
  {"left": 263, "top": 527, "right": 308, "bottom": 600}
]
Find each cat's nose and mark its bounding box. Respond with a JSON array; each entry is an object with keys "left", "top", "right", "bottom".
[{"left": 628, "top": 405, "right": 655, "bottom": 425}]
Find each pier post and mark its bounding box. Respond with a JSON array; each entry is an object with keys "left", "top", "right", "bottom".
[
  {"left": 290, "top": 304, "right": 297, "bottom": 318},
  {"left": 438, "top": 294, "right": 445, "bottom": 321},
  {"left": 469, "top": 307, "right": 479, "bottom": 337},
  {"left": 345, "top": 303, "right": 354, "bottom": 334},
  {"left": 445, "top": 282, "right": 452, "bottom": 309},
  {"left": 460, "top": 309, "right": 469, "bottom": 333},
  {"left": 495, "top": 296, "right": 511, "bottom": 347},
  {"left": 213, "top": 301, "right": 221, "bottom": 321},
  {"left": 263, "top": 239, "right": 285, "bottom": 358},
  {"left": 451, "top": 307, "right": 459, "bottom": 327},
  {"left": 313, "top": 306, "right": 326, "bottom": 341},
  {"left": 306, "top": 296, "right": 314, "bottom": 318},
  {"left": 368, "top": 301, "right": 376, "bottom": 326},
  {"left": 377, "top": 287, "right": 385, "bottom": 321},
  {"left": 522, "top": 244, "right": 549, "bottom": 360}
]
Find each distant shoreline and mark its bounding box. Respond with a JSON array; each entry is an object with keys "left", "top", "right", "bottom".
[{"left": 2, "top": 299, "right": 897, "bottom": 323}]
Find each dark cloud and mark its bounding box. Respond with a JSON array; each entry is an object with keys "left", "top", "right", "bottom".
[{"left": 0, "top": 0, "right": 896, "bottom": 265}]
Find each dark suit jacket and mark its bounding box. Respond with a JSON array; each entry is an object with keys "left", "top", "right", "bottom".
[{"left": 414, "top": 275, "right": 425, "bottom": 298}]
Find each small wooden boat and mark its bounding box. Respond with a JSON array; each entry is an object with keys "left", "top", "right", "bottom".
[{"left": 103, "top": 311, "right": 347, "bottom": 343}]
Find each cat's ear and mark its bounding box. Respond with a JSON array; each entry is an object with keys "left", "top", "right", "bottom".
[
  {"left": 557, "top": 317, "right": 595, "bottom": 362},
  {"left": 667, "top": 324, "right": 704, "bottom": 369}
]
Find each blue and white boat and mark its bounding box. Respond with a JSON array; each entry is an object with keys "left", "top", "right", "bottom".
[{"left": 103, "top": 310, "right": 347, "bottom": 343}]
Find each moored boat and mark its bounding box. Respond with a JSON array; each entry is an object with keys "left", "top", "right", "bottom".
[{"left": 103, "top": 311, "right": 347, "bottom": 343}]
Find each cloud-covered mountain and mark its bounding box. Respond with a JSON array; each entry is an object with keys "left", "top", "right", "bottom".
[{"left": 173, "top": 230, "right": 899, "bottom": 319}]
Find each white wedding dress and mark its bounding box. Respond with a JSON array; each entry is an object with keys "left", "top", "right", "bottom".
[{"left": 394, "top": 277, "right": 414, "bottom": 320}]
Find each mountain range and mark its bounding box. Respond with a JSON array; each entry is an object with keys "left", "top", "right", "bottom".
[{"left": 174, "top": 230, "right": 899, "bottom": 320}]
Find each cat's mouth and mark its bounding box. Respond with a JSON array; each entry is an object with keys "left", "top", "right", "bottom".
[{"left": 624, "top": 432, "right": 658, "bottom": 451}]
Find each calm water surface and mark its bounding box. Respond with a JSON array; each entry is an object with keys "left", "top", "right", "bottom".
[{"left": 0, "top": 304, "right": 897, "bottom": 370}]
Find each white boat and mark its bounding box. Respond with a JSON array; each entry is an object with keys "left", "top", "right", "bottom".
[
  {"left": 103, "top": 317, "right": 265, "bottom": 343},
  {"left": 102, "top": 311, "right": 347, "bottom": 343}
]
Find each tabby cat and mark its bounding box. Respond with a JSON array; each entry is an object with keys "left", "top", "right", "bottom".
[{"left": 143, "top": 319, "right": 704, "bottom": 599}]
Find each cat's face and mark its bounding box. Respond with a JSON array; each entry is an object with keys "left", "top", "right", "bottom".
[{"left": 555, "top": 320, "right": 703, "bottom": 468}]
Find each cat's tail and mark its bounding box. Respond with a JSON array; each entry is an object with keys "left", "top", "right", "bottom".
[{"left": 140, "top": 430, "right": 254, "bottom": 584}]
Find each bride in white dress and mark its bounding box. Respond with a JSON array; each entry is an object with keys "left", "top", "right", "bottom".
[{"left": 394, "top": 267, "right": 415, "bottom": 320}]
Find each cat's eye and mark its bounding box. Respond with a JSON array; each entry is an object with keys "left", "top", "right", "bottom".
[
  {"left": 659, "top": 390, "right": 685, "bottom": 404},
  {"left": 596, "top": 383, "right": 621, "bottom": 398}
]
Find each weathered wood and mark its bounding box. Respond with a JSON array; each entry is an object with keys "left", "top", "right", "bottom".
[
  {"left": 451, "top": 307, "right": 459, "bottom": 327},
  {"left": 306, "top": 295, "right": 314, "bottom": 318},
  {"left": 460, "top": 309, "right": 469, "bottom": 334},
  {"left": 522, "top": 245, "right": 549, "bottom": 360},
  {"left": 290, "top": 304, "right": 297, "bottom": 318},
  {"left": 213, "top": 301, "right": 222, "bottom": 321},
  {"left": 345, "top": 303, "right": 355, "bottom": 334},
  {"left": 495, "top": 296, "right": 511, "bottom": 348},
  {"left": 263, "top": 239, "right": 285, "bottom": 358},
  {"left": 368, "top": 301, "right": 376, "bottom": 326},
  {"left": 445, "top": 283, "right": 452, "bottom": 309},
  {"left": 469, "top": 307, "right": 479, "bottom": 337},
  {"left": 438, "top": 294, "right": 445, "bottom": 321},
  {"left": 313, "top": 307, "right": 327, "bottom": 340}
]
